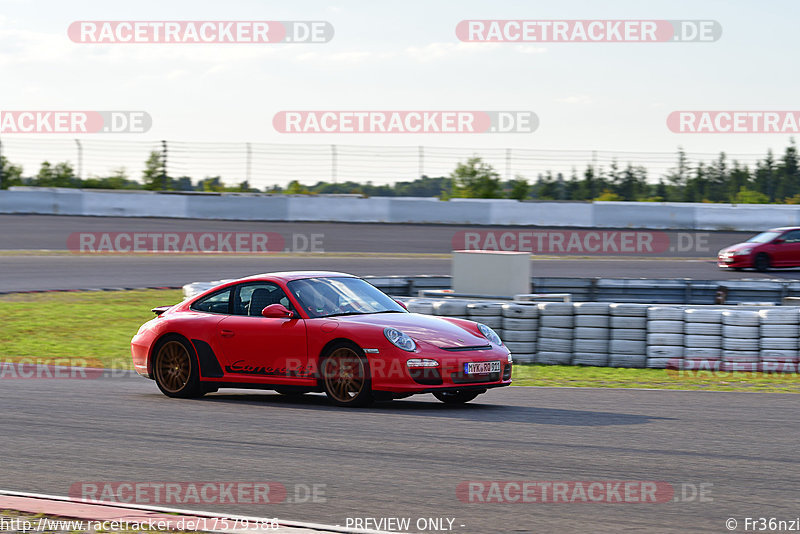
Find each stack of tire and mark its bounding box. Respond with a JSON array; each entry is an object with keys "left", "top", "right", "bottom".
[
  {"left": 683, "top": 309, "right": 723, "bottom": 371},
  {"left": 608, "top": 303, "right": 649, "bottom": 367},
  {"left": 758, "top": 308, "right": 799, "bottom": 374},
  {"left": 432, "top": 300, "right": 470, "bottom": 321},
  {"left": 501, "top": 303, "right": 538, "bottom": 363},
  {"left": 535, "top": 302, "right": 574, "bottom": 365},
  {"left": 646, "top": 307, "right": 685, "bottom": 368},
  {"left": 721, "top": 310, "right": 760, "bottom": 372},
  {"left": 572, "top": 302, "right": 611, "bottom": 366},
  {"left": 467, "top": 301, "right": 504, "bottom": 336},
  {"left": 405, "top": 298, "right": 435, "bottom": 315}
]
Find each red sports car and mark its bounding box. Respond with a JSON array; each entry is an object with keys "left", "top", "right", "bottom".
[
  {"left": 717, "top": 227, "right": 800, "bottom": 271},
  {"left": 131, "top": 271, "right": 512, "bottom": 406}
]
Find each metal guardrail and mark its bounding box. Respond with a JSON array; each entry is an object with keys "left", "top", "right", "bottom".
[{"left": 363, "top": 276, "right": 800, "bottom": 306}]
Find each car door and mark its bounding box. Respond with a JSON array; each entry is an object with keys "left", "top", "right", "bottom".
[
  {"left": 216, "top": 282, "right": 309, "bottom": 381},
  {"left": 771, "top": 230, "right": 800, "bottom": 267}
]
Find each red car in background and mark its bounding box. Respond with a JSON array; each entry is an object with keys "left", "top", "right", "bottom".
[
  {"left": 718, "top": 227, "right": 800, "bottom": 271},
  {"left": 131, "top": 271, "right": 512, "bottom": 406}
]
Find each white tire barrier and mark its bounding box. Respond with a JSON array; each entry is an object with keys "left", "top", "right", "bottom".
[
  {"left": 609, "top": 339, "right": 646, "bottom": 355},
  {"left": 574, "top": 339, "right": 609, "bottom": 353},
  {"left": 505, "top": 340, "right": 537, "bottom": 354},
  {"left": 647, "top": 345, "right": 684, "bottom": 358},
  {"left": 535, "top": 352, "right": 572, "bottom": 365},
  {"left": 612, "top": 328, "right": 647, "bottom": 341},
  {"left": 538, "top": 302, "right": 574, "bottom": 315},
  {"left": 758, "top": 308, "right": 799, "bottom": 324},
  {"left": 648, "top": 307, "right": 684, "bottom": 321},
  {"left": 467, "top": 302, "right": 504, "bottom": 316},
  {"left": 573, "top": 302, "right": 611, "bottom": 315},
  {"left": 503, "top": 318, "right": 539, "bottom": 330},
  {"left": 504, "top": 330, "right": 537, "bottom": 342},
  {"left": 684, "top": 309, "right": 723, "bottom": 323},
  {"left": 572, "top": 353, "right": 609, "bottom": 366},
  {"left": 721, "top": 362, "right": 759, "bottom": 372},
  {"left": 407, "top": 301, "right": 435, "bottom": 314},
  {"left": 646, "top": 357, "right": 676, "bottom": 369},
  {"left": 608, "top": 354, "right": 646, "bottom": 368},
  {"left": 759, "top": 349, "right": 799, "bottom": 363},
  {"left": 433, "top": 300, "right": 468, "bottom": 316},
  {"left": 760, "top": 324, "right": 799, "bottom": 337},
  {"left": 539, "top": 327, "right": 574, "bottom": 340},
  {"left": 685, "top": 323, "right": 722, "bottom": 335},
  {"left": 502, "top": 303, "right": 538, "bottom": 319},
  {"left": 722, "top": 325, "right": 760, "bottom": 338},
  {"left": 540, "top": 315, "right": 574, "bottom": 328},
  {"left": 684, "top": 347, "right": 722, "bottom": 360},
  {"left": 685, "top": 335, "right": 722, "bottom": 348},
  {"left": 574, "top": 327, "right": 610, "bottom": 340},
  {"left": 474, "top": 316, "right": 503, "bottom": 329},
  {"left": 609, "top": 303, "right": 649, "bottom": 317},
  {"left": 721, "top": 350, "right": 759, "bottom": 363},
  {"left": 538, "top": 338, "right": 572, "bottom": 353},
  {"left": 760, "top": 338, "right": 798, "bottom": 350},
  {"left": 722, "top": 310, "right": 760, "bottom": 327},
  {"left": 610, "top": 316, "right": 647, "bottom": 329},
  {"left": 575, "top": 315, "right": 610, "bottom": 328},
  {"left": 722, "top": 338, "right": 759, "bottom": 351},
  {"left": 647, "top": 320, "right": 684, "bottom": 334},
  {"left": 683, "top": 359, "right": 721, "bottom": 371},
  {"left": 646, "top": 333, "right": 684, "bottom": 346}
]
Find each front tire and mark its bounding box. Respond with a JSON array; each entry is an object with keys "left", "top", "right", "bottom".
[
  {"left": 433, "top": 390, "right": 482, "bottom": 404},
  {"left": 152, "top": 336, "right": 204, "bottom": 398},
  {"left": 320, "top": 342, "right": 373, "bottom": 407},
  {"left": 754, "top": 253, "right": 770, "bottom": 272}
]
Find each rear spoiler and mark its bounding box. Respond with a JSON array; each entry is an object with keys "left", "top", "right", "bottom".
[{"left": 151, "top": 305, "right": 174, "bottom": 316}]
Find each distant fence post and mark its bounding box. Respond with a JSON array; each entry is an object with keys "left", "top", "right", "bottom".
[
  {"left": 75, "top": 139, "right": 83, "bottom": 180},
  {"left": 161, "top": 140, "right": 168, "bottom": 191},
  {"left": 0, "top": 136, "right": 4, "bottom": 189}
]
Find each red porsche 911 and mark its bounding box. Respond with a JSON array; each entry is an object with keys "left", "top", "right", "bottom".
[{"left": 131, "top": 271, "right": 512, "bottom": 406}]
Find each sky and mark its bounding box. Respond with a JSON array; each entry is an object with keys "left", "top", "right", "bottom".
[{"left": 0, "top": 0, "right": 798, "bottom": 187}]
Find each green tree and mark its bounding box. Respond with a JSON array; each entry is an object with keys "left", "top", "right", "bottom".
[
  {"left": 34, "top": 161, "right": 78, "bottom": 188},
  {"left": 0, "top": 156, "right": 23, "bottom": 189},
  {"left": 734, "top": 186, "right": 769, "bottom": 204},
  {"left": 450, "top": 157, "right": 502, "bottom": 198},
  {"left": 142, "top": 151, "right": 167, "bottom": 190},
  {"left": 507, "top": 176, "right": 529, "bottom": 200}
]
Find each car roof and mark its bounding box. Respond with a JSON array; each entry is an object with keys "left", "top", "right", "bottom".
[
  {"left": 239, "top": 271, "right": 357, "bottom": 283},
  {"left": 769, "top": 227, "right": 800, "bottom": 232}
]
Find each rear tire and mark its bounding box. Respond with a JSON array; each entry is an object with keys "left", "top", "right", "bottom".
[
  {"left": 433, "top": 390, "right": 482, "bottom": 404},
  {"left": 754, "top": 253, "right": 770, "bottom": 272},
  {"left": 320, "top": 342, "right": 374, "bottom": 407},
  {"left": 152, "top": 335, "right": 204, "bottom": 398}
]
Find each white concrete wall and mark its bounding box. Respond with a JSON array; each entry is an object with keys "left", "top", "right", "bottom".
[{"left": 2, "top": 188, "right": 800, "bottom": 231}]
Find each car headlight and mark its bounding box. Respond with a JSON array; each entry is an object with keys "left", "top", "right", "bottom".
[
  {"left": 733, "top": 248, "right": 754, "bottom": 256},
  {"left": 384, "top": 327, "right": 416, "bottom": 352},
  {"left": 477, "top": 323, "right": 503, "bottom": 346}
]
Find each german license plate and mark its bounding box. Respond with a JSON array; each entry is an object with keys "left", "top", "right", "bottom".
[{"left": 465, "top": 361, "right": 501, "bottom": 375}]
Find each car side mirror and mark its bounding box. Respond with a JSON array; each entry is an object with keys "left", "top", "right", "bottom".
[
  {"left": 394, "top": 299, "right": 408, "bottom": 310},
  {"left": 262, "top": 304, "right": 294, "bottom": 318},
  {"left": 774, "top": 238, "right": 785, "bottom": 244}
]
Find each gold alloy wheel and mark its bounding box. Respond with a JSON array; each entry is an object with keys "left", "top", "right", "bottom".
[
  {"left": 323, "top": 347, "right": 366, "bottom": 403},
  {"left": 155, "top": 340, "right": 192, "bottom": 394}
]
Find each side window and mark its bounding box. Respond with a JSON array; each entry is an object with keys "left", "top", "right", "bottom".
[
  {"left": 190, "top": 288, "right": 231, "bottom": 314},
  {"left": 782, "top": 230, "right": 800, "bottom": 243},
  {"left": 234, "top": 283, "right": 293, "bottom": 317}
]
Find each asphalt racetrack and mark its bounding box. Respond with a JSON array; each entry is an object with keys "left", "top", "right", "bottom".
[
  {"left": 1, "top": 376, "right": 796, "bottom": 533},
  {"left": 1, "top": 215, "right": 799, "bottom": 292}
]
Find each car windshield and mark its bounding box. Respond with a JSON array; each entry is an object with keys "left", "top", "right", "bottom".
[
  {"left": 287, "top": 277, "right": 406, "bottom": 319},
  {"left": 747, "top": 231, "right": 782, "bottom": 243}
]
